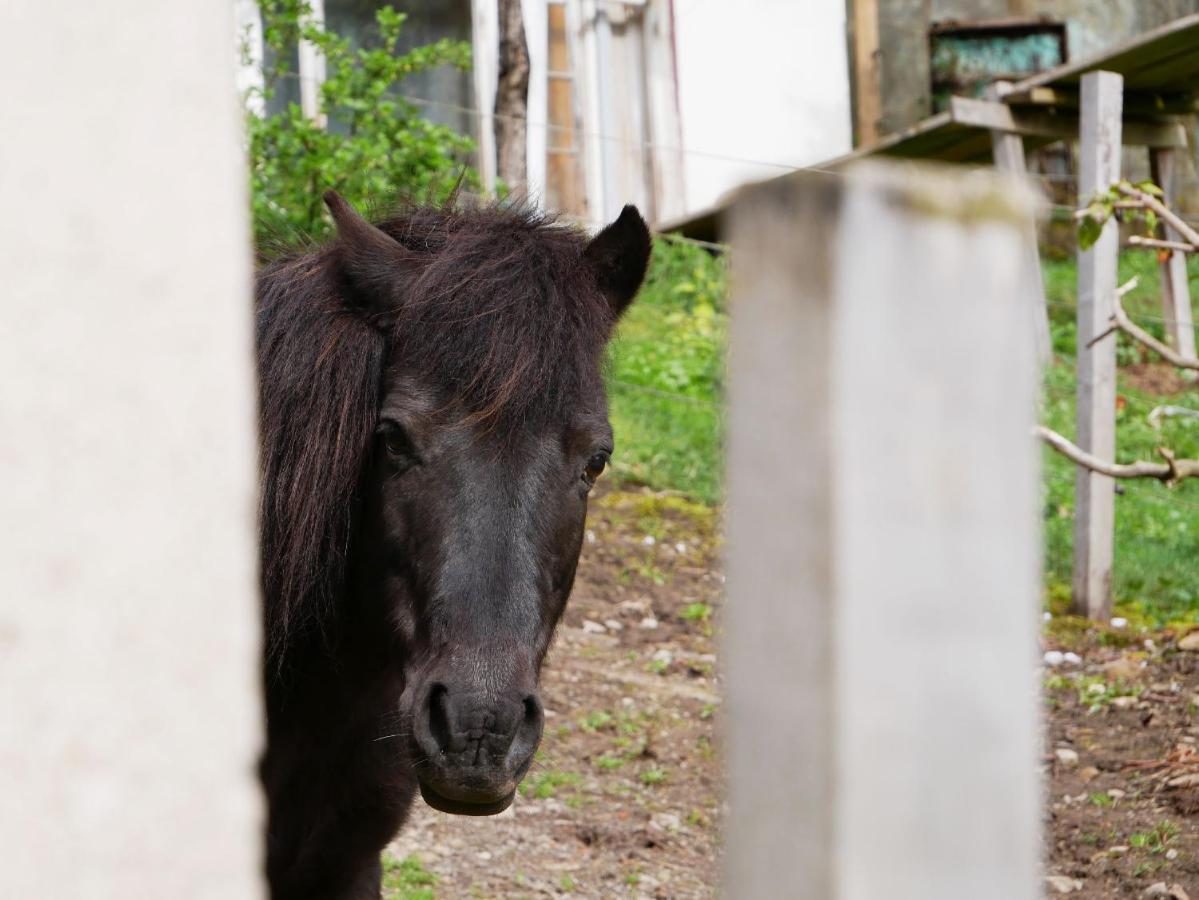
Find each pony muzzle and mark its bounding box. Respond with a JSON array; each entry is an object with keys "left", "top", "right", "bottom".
[{"left": 408, "top": 675, "right": 544, "bottom": 816}]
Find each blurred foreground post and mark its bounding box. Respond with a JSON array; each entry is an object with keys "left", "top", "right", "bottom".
[
  {"left": 1072, "top": 71, "right": 1123, "bottom": 621},
  {"left": 725, "top": 162, "right": 1041, "bottom": 899},
  {"left": 0, "top": 2, "right": 261, "bottom": 898}
]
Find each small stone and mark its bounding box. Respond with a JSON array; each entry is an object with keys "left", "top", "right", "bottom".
[
  {"left": 641, "top": 535, "right": 656, "bottom": 546},
  {"left": 476, "top": 851, "right": 493, "bottom": 861},
  {"left": 1046, "top": 875, "right": 1083, "bottom": 894},
  {"left": 1107, "top": 788, "right": 1126, "bottom": 800},
  {"left": 1104, "top": 656, "right": 1142, "bottom": 681},
  {"left": 1078, "top": 766, "right": 1101, "bottom": 783},
  {"left": 1044, "top": 650, "right": 1065, "bottom": 667},
  {"left": 603, "top": 618, "right": 623, "bottom": 632},
  {"left": 616, "top": 598, "right": 650, "bottom": 616},
  {"left": 1166, "top": 772, "right": 1199, "bottom": 788},
  {"left": 581, "top": 619, "right": 607, "bottom": 634},
  {"left": 1109, "top": 845, "right": 1129, "bottom": 856},
  {"left": 651, "top": 649, "right": 673, "bottom": 667},
  {"left": 1111, "top": 695, "right": 1137, "bottom": 709},
  {"left": 1143, "top": 884, "right": 1190, "bottom": 899},
  {"left": 1178, "top": 631, "right": 1199, "bottom": 651},
  {"left": 1165, "top": 848, "right": 1179, "bottom": 861},
  {"left": 1054, "top": 748, "right": 1080, "bottom": 767},
  {"left": 650, "top": 811, "right": 680, "bottom": 832},
  {"left": 638, "top": 616, "right": 659, "bottom": 630},
  {"left": 674, "top": 542, "right": 687, "bottom": 554},
  {"left": 585, "top": 529, "right": 596, "bottom": 544},
  {"left": 1064, "top": 652, "right": 1083, "bottom": 665},
  {"left": 1044, "top": 611, "right": 1053, "bottom": 622},
  {"left": 1111, "top": 617, "right": 1128, "bottom": 629}
]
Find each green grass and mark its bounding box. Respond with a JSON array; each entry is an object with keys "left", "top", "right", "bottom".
[
  {"left": 382, "top": 854, "right": 437, "bottom": 900},
  {"left": 519, "top": 769, "right": 582, "bottom": 800},
  {"left": 606, "top": 237, "right": 726, "bottom": 503},
  {"left": 1041, "top": 250, "right": 1199, "bottom": 625}
]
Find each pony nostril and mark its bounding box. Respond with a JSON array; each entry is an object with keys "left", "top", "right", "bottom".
[
  {"left": 426, "top": 684, "right": 452, "bottom": 755},
  {"left": 522, "top": 695, "right": 543, "bottom": 730},
  {"left": 508, "top": 694, "right": 544, "bottom": 771}
]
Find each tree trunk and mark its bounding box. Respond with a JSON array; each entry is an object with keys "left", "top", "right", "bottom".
[{"left": 495, "top": 0, "right": 530, "bottom": 195}]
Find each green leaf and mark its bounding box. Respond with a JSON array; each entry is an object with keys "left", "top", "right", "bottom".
[{"left": 1078, "top": 216, "right": 1103, "bottom": 251}]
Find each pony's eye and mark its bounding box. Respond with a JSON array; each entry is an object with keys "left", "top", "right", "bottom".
[
  {"left": 582, "top": 451, "right": 609, "bottom": 486},
  {"left": 377, "top": 420, "right": 417, "bottom": 465}
]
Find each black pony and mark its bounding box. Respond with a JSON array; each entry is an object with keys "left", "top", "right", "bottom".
[{"left": 256, "top": 191, "right": 650, "bottom": 899}]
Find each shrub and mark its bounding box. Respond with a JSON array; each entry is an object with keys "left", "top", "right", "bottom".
[{"left": 245, "top": 0, "right": 477, "bottom": 251}]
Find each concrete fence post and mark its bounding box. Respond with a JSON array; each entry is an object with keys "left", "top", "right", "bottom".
[
  {"left": 0, "top": 2, "right": 262, "bottom": 897},
  {"left": 725, "top": 161, "right": 1041, "bottom": 899}
]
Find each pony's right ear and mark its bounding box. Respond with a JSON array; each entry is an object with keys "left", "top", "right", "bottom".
[{"left": 324, "top": 190, "right": 417, "bottom": 313}]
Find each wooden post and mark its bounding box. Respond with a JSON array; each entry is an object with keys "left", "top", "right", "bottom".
[
  {"left": 987, "top": 81, "right": 1051, "bottom": 366},
  {"left": 1073, "top": 71, "right": 1123, "bottom": 621},
  {"left": 849, "top": 0, "right": 882, "bottom": 146},
  {"left": 1150, "top": 147, "right": 1197, "bottom": 366},
  {"left": 495, "top": 0, "right": 530, "bottom": 195},
  {"left": 0, "top": 1, "right": 261, "bottom": 896},
  {"left": 471, "top": 0, "right": 500, "bottom": 193},
  {"left": 297, "top": 0, "right": 327, "bottom": 127},
  {"left": 725, "top": 161, "right": 1041, "bottom": 899}
]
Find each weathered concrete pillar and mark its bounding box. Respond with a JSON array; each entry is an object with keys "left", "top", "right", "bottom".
[{"left": 0, "top": 2, "right": 262, "bottom": 897}]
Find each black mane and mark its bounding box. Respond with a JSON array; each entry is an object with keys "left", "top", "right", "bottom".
[{"left": 255, "top": 202, "right": 615, "bottom": 670}]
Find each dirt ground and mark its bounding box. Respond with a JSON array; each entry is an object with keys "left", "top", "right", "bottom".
[
  {"left": 386, "top": 483, "right": 1199, "bottom": 899},
  {"left": 1043, "top": 620, "right": 1199, "bottom": 898}
]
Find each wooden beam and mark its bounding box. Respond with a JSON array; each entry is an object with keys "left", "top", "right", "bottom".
[
  {"left": 725, "top": 160, "right": 1041, "bottom": 900},
  {"left": 1004, "top": 85, "right": 1199, "bottom": 116},
  {"left": 949, "top": 96, "right": 1186, "bottom": 148},
  {"left": 1073, "top": 71, "right": 1123, "bottom": 622},
  {"left": 987, "top": 82, "right": 1050, "bottom": 367}
]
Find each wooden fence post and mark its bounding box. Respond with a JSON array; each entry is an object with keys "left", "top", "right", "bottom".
[
  {"left": 1073, "top": 71, "right": 1123, "bottom": 621},
  {"left": 725, "top": 161, "right": 1041, "bottom": 899},
  {"left": 1150, "top": 147, "right": 1198, "bottom": 366},
  {"left": 0, "top": 2, "right": 261, "bottom": 896},
  {"left": 987, "top": 80, "right": 1051, "bottom": 366}
]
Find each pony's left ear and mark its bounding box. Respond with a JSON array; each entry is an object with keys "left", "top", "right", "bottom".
[{"left": 584, "top": 205, "right": 651, "bottom": 318}]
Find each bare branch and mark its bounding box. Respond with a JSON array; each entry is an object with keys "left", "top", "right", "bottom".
[
  {"left": 1035, "top": 425, "right": 1199, "bottom": 485},
  {"left": 1115, "top": 183, "right": 1199, "bottom": 248},
  {"left": 1128, "top": 235, "right": 1197, "bottom": 253},
  {"left": 1107, "top": 277, "right": 1199, "bottom": 370},
  {"left": 1148, "top": 406, "right": 1199, "bottom": 429}
]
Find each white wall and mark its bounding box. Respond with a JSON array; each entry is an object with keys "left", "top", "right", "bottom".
[
  {"left": 0, "top": 2, "right": 262, "bottom": 897},
  {"left": 673, "top": 0, "right": 853, "bottom": 213}
]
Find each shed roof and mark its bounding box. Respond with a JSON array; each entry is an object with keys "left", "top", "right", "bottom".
[{"left": 663, "top": 14, "right": 1199, "bottom": 243}]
